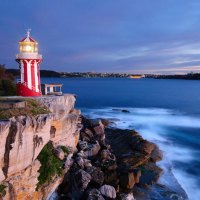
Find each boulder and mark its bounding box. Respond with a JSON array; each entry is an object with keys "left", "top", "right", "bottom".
[
  {"left": 76, "top": 156, "right": 85, "bottom": 169},
  {"left": 100, "top": 149, "right": 112, "bottom": 160},
  {"left": 150, "top": 146, "right": 163, "bottom": 162},
  {"left": 135, "top": 140, "right": 156, "bottom": 155},
  {"left": 121, "top": 109, "right": 130, "bottom": 113},
  {"left": 104, "top": 170, "right": 118, "bottom": 187},
  {"left": 86, "top": 166, "right": 104, "bottom": 186},
  {"left": 138, "top": 162, "right": 163, "bottom": 186},
  {"left": 85, "top": 128, "right": 94, "bottom": 138},
  {"left": 101, "top": 149, "right": 116, "bottom": 161},
  {"left": 102, "top": 159, "right": 117, "bottom": 171},
  {"left": 92, "top": 120, "right": 105, "bottom": 142},
  {"left": 104, "top": 144, "right": 111, "bottom": 150},
  {"left": 84, "top": 141, "right": 101, "bottom": 157},
  {"left": 99, "top": 119, "right": 110, "bottom": 127},
  {"left": 64, "top": 153, "right": 74, "bottom": 171},
  {"left": 84, "top": 158, "right": 93, "bottom": 168},
  {"left": 107, "top": 161, "right": 118, "bottom": 171},
  {"left": 100, "top": 149, "right": 117, "bottom": 171},
  {"left": 112, "top": 109, "right": 130, "bottom": 113},
  {"left": 134, "top": 170, "right": 141, "bottom": 183},
  {"left": 79, "top": 140, "right": 88, "bottom": 150},
  {"left": 119, "top": 173, "right": 135, "bottom": 190},
  {"left": 86, "top": 189, "right": 105, "bottom": 200},
  {"left": 99, "top": 185, "right": 116, "bottom": 199},
  {"left": 117, "top": 193, "right": 135, "bottom": 200},
  {"left": 77, "top": 150, "right": 87, "bottom": 158},
  {"left": 75, "top": 155, "right": 92, "bottom": 169},
  {"left": 54, "top": 147, "right": 65, "bottom": 160},
  {"left": 72, "top": 169, "right": 91, "bottom": 192},
  {"left": 80, "top": 131, "right": 91, "bottom": 142}
]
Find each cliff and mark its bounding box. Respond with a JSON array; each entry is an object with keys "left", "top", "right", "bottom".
[{"left": 0, "top": 95, "right": 81, "bottom": 200}]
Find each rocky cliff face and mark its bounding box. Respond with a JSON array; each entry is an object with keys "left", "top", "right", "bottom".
[
  {"left": 53, "top": 117, "right": 163, "bottom": 200},
  {"left": 0, "top": 95, "right": 81, "bottom": 200},
  {"left": 37, "top": 95, "right": 81, "bottom": 150}
]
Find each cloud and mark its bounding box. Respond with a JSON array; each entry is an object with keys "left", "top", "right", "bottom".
[{"left": 1, "top": 0, "right": 200, "bottom": 73}]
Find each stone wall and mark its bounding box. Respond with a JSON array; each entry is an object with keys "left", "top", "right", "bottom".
[{"left": 0, "top": 101, "right": 26, "bottom": 109}]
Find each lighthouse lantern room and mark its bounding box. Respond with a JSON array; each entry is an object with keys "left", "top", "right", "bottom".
[{"left": 16, "top": 30, "right": 42, "bottom": 96}]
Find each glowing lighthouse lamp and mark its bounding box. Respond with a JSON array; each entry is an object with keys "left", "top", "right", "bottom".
[{"left": 16, "top": 30, "right": 42, "bottom": 96}]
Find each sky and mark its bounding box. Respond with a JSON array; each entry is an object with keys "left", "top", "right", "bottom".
[{"left": 1, "top": 0, "right": 200, "bottom": 74}]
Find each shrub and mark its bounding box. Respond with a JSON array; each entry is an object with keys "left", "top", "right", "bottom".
[
  {"left": 0, "top": 64, "right": 16, "bottom": 96},
  {"left": 60, "top": 146, "right": 71, "bottom": 155},
  {"left": 37, "top": 142, "right": 64, "bottom": 188},
  {"left": 0, "top": 79, "right": 16, "bottom": 96},
  {"left": 0, "top": 184, "right": 6, "bottom": 197}
]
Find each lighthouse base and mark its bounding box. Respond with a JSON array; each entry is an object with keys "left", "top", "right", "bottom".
[{"left": 17, "top": 83, "right": 42, "bottom": 97}]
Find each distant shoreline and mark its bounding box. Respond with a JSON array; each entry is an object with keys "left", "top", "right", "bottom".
[{"left": 6, "top": 68, "right": 200, "bottom": 80}]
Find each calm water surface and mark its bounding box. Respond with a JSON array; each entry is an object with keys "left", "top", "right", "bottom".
[{"left": 42, "top": 78, "right": 200, "bottom": 200}]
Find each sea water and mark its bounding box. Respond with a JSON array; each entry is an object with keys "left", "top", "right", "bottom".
[{"left": 42, "top": 77, "right": 200, "bottom": 200}]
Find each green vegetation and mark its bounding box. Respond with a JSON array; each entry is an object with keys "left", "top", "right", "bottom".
[
  {"left": 0, "top": 64, "right": 16, "bottom": 96},
  {"left": 0, "top": 184, "right": 6, "bottom": 197},
  {"left": 26, "top": 98, "right": 50, "bottom": 116},
  {"left": 37, "top": 142, "right": 64, "bottom": 188},
  {"left": 0, "top": 98, "right": 50, "bottom": 120},
  {"left": 60, "top": 146, "right": 71, "bottom": 155}
]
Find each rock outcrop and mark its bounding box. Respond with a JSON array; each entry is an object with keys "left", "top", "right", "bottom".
[
  {"left": 0, "top": 94, "right": 81, "bottom": 200},
  {"left": 54, "top": 116, "right": 163, "bottom": 200}
]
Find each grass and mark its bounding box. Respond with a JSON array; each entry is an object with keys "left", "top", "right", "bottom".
[
  {"left": 0, "top": 98, "right": 50, "bottom": 120},
  {"left": 37, "top": 142, "right": 64, "bottom": 188}
]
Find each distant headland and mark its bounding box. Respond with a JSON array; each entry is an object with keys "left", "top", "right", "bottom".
[{"left": 4, "top": 67, "right": 200, "bottom": 80}]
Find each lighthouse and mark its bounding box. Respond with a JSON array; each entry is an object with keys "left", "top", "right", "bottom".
[{"left": 16, "top": 30, "right": 42, "bottom": 96}]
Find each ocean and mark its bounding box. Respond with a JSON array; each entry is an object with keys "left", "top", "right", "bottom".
[{"left": 42, "top": 77, "right": 200, "bottom": 200}]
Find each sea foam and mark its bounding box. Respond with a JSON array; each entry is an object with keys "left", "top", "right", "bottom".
[{"left": 82, "top": 107, "right": 200, "bottom": 200}]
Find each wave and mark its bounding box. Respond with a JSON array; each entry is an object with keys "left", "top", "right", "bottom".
[{"left": 82, "top": 107, "right": 200, "bottom": 200}]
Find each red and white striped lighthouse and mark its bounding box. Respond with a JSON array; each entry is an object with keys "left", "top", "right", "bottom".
[{"left": 16, "top": 30, "right": 42, "bottom": 96}]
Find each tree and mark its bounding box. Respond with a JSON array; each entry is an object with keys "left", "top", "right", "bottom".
[{"left": 0, "top": 64, "right": 16, "bottom": 96}]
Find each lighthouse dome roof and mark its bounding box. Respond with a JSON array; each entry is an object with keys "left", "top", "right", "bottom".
[
  {"left": 20, "top": 36, "right": 36, "bottom": 43},
  {"left": 19, "top": 30, "right": 37, "bottom": 43}
]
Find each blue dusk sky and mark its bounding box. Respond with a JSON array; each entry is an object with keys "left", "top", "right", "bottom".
[{"left": 1, "top": 0, "right": 200, "bottom": 74}]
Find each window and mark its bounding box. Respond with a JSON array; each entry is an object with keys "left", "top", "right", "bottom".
[
  {"left": 53, "top": 86, "right": 61, "bottom": 92},
  {"left": 47, "top": 87, "right": 50, "bottom": 93}
]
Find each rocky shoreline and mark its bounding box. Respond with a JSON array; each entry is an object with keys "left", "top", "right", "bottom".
[
  {"left": 0, "top": 94, "right": 188, "bottom": 200},
  {"left": 51, "top": 116, "right": 172, "bottom": 200}
]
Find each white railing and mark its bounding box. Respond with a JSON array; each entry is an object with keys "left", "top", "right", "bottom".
[{"left": 16, "top": 53, "right": 42, "bottom": 60}]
